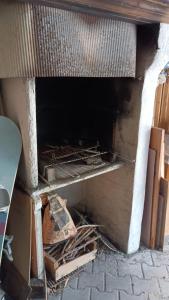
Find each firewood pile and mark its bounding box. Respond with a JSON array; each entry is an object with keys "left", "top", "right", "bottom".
[{"left": 41, "top": 192, "right": 100, "bottom": 295}]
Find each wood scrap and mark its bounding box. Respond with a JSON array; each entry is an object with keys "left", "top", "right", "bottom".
[
  {"left": 141, "top": 149, "right": 156, "bottom": 247},
  {"left": 150, "top": 127, "right": 165, "bottom": 248},
  {"left": 1, "top": 256, "right": 31, "bottom": 300},
  {"left": 44, "top": 211, "right": 100, "bottom": 284},
  {"left": 157, "top": 178, "right": 169, "bottom": 249},
  {"left": 44, "top": 241, "right": 97, "bottom": 282},
  {"left": 156, "top": 195, "right": 164, "bottom": 249}
]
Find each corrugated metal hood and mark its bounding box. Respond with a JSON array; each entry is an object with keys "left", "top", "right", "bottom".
[{"left": 0, "top": 1, "right": 136, "bottom": 77}]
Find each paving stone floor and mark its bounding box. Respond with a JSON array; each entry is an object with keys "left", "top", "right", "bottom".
[{"left": 49, "top": 247, "right": 169, "bottom": 300}]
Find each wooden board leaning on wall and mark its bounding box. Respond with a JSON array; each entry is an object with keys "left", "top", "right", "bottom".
[
  {"left": 154, "top": 77, "right": 169, "bottom": 132},
  {"left": 149, "top": 127, "right": 165, "bottom": 249},
  {"left": 142, "top": 126, "right": 169, "bottom": 249}
]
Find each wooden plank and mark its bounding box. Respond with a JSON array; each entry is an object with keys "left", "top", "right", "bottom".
[
  {"left": 1, "top": 256, "right": 31, "bottom": 300},
  {"left": 141, "top": 149, "right": 156, "bottom": 247},
  {"left": 155, "top": 195, "right": 164, "bottom": 249},
  {"left": 154, "top": 84, "right": 163, "bottom": 127},
  {"left": 159, "top": 78, "right": 169, "bottom": 131},
  {"left": 165, "top": 163, "right": 169, "bottom": 181},
  {"left": 150, "top": 127, "right": 165, "bottom": 248},
  {"left": 7, "top": 188, "right": 32, "bottom": 283},
  {"left": 31, "top": 202, "right": 38, "bottom": 278},
  {"left": 19, "top": 0, "right": 169, "bottom": 24},
  {"left": 31, "top": 196, "right": 44, "bottom": 280},
  {"left": 158, "top": 178, "right": 169, "bottom": 249},
  {"left": 44, "top": 243, "right": 97, "bottom": 281}
]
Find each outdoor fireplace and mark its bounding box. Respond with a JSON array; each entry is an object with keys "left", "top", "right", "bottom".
[{"left": 0, "top": 0, "right": 169, "bottom": 286}]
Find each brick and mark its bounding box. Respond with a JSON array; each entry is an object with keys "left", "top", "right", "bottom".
[
  {"left": 151, "top": 251, "right": 169, "bottom": 267},
  {"left": 158, "top": 278, "right": 169, "bottom": 298},
  {"left": 48, "top": 294, "right": 62, "bottom": 300},
  {"left": 125, "top": 251, "right": 153, "bottom": 266},
  {"left": 97, "top": 251, "right": 106, "bottom": 261},
  {"left": 106, "top": 274, "right": 132, "bottom": 294},
  {"left": 148, "top": 293, "right": 162, "bottom": 300},
  {"left": 106, "top": 252, "right": 125, "bottom": 263},
  {"left": 118, "top": 261, "right": 143, "bottom": 278},
  {"left": 93, "top": 257, "right": 117, "bottom": 275},
  {"left": 83, "top": 261, "right": 93, "bottom": 273},
  {"left": 132, "top": 277, "right": 160, "bottom": 295},
  {"left": 78, "top": 271, "right": 104, "bottom": 291},
  {"left": 91, "top": 288, "right": 118, "bottom": 300},
  {"left": 68, "top": 277, "right": 78, "bottom": 289},
  {"left": 142, "top": 263, "right": 168, "bottom": 279},
  {"left": 62, "top": 287, "right": 91, "bottom": 300},
  {"left": 120, "top": 291, "right": 148, "bottom": 300}
]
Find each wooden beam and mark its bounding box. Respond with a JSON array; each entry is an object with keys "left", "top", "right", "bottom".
[
  {"left": 19, "top": 0, "right": 169, "bottom": 24},
  {"left": 141, "top": 149, "right": 156, "bottom": 248},
  {"left": 150, "top": 127, "right": 165, "bottom": 249}
]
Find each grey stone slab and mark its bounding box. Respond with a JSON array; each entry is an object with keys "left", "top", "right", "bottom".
[
  {"left": 62, "top": 287, "right": 91, "bottom": 300},
  {"left": 142, "top": 263, "right": 168, "bottom": 279},
  {"left": 93, "top": 257, "right": 117, "bottom": 275},
  {"left": 106, "top": 274, "right": 132, "bottom": 294},
  {"left": 118, "top": 261, "right": 143, "bottom": 278},
  {"left": 132, "top": 277, "right": 160, "bottom": 295},
  {"left": 151, "top": 251, "right": 169, "bottom": 267},
  {"left": 91, "top": 288, "right": 119, "bottom": 300},
  {"left": 78, "top": 271, "right": 104, "bottom": 291},
  {"left": 120, "top": 291, "right": 148, "bottom": 300},
  {"left": 158, "top": 278, "right": 169, "bottom": 298}
]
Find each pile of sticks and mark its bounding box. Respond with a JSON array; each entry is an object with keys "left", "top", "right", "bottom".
[
  {"left": 44, "top": 217, "right": 100, "bottom": 294},
  {"left": 45, "top": 224, "right": 100, "bottom": 267}
]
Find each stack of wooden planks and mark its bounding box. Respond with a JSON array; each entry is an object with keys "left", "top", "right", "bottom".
[
  {"left": 142, "top": 74, "right": 169, "bottom": 250},
  {"left": 142, "top": 126, "right": 169, "bottom": 250},
  {"left": 154, "top": 76, "right": 169, "bottom": 132}
]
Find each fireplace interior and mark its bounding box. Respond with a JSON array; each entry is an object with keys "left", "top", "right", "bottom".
[{"left": 36, "top": 77, "right": 133, "bottom": 187}]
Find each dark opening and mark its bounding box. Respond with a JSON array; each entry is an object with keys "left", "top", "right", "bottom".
[{"left": 36, "top": 77, "right": 131, "bottom": 152}]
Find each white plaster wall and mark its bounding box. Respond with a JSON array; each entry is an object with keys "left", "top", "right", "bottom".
[
  {"left": 57, "top": 182, "right": 86, "bottom": 209},
  {"left": 1, "top": 79, "right": 38, "bottom": 189},
  {"left": 128, "top": 24, "right": 169, "bottom": 253},
  {"left": 85, "top": 78, "right": 142, "bottom": 252}
]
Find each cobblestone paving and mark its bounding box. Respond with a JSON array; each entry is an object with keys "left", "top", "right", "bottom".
[{"left": 49, "top": 248, "right": 169, "bottom": 300}]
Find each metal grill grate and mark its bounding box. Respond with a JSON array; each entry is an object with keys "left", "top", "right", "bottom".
[{"left": 39, "top": 145, "right": 111, "bottom": 183}]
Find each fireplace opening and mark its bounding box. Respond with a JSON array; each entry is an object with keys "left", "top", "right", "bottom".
[{"left": 36, "top": 77, "right": 132, "bottom": 187}]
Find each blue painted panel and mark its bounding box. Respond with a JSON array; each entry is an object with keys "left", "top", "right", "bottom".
[{"left": 0, "top": 117, "right": 22, "bottom": 264}]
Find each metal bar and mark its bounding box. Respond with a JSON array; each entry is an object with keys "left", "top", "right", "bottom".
[
  {"left": 42, "top": 151, "right": 107, "bottom": 168},
  {"left": 41, "top": 145, "right": 99, "bottom": 160}
]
